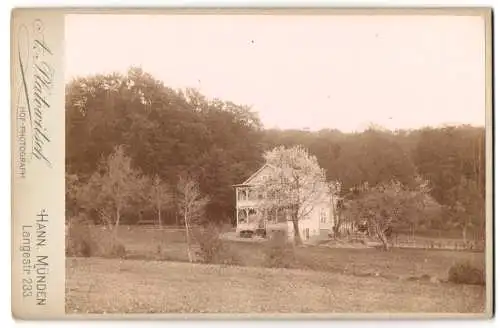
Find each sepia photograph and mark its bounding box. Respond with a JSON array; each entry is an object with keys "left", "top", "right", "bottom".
[{"left": 60, "top": 10, "right": 491, "bottom": 316}]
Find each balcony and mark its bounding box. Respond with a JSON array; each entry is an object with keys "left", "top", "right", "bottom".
[
  {"left": 236, "top": 187, "right": 266, "bottom": 207},
  {"left": 236, "top": 198, "right": 261, "bottom": 208}
]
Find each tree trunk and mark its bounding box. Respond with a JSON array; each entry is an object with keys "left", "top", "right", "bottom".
[
  {"left": 289, "top": 178, "right": 303, "bottom": 245},
  {"left": 156, "top": 190, "right": 162, "bottom": 228},
  {"left": 462, "top": 225, "right": 467, "bottom": 243},
  {"left": 380, "top": 234, "right": 389, "bottom": 251},
  {"left": 184, "top": 210, "right": 193, "bottom": 262},
  {"left": 114, "top": 207, "right": 121, "bottom": 237},
  {"left": 334, "top": 213, "right": 341, "bottom": 239},
  {"left": 375, "top": 224, "right": 389, "bottom": 251},
  {"left": 292, "top": 205, "right": 302, "bottom": 245},
  {"left": 110, "top": 206, "right": 120, "bottom": 238},
  {"left": 292, "top": 218, "right": 302, "bottom": 245}
]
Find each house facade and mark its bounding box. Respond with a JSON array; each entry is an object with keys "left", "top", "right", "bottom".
[{"left": 233, "top": 163, "right": 341, "bottom": 242}]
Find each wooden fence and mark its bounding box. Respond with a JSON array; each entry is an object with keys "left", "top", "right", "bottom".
[{"left": 125, "top": 224, "right": 186, "bottom": 232}]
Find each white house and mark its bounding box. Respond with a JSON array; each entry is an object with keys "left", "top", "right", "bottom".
[{"left": 233, "top": 163, "right": 341, "bottom": 242}]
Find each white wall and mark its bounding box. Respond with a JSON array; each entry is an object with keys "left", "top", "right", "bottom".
[
  {"left": 284, "top": 202, "right": 331, "bottom": 241},
  {"left": 283, "top": 201, "right": 335, "bottom": 241}
]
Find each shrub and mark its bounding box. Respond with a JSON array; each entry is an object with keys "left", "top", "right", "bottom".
[
  {"left": 66, "top": 216, "right": 92, "bottom": 257},
  {"left": 66, "top": 216, "right": 127, "bottom": 259},
  {"left": 448, "top": 261, "right": 485, "bottom": 285},
  {"left": 88, "top": 227, "right": 127, "bottom": 258},
  {"left": 263, "top": 231, "right": 296, "bottom": 268},
  {"left": 192, "top": 224, "right": 241, "bottom": 265},
  {"left": 192, "top": 224, "right": 221, "bottom": 262}
]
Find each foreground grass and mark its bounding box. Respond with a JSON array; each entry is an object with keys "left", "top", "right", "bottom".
[{"left": 66, "top": 257, "right": 485, "bottom": 314}]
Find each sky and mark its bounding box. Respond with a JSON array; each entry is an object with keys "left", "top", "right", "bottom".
[{"left": 65, "top": 14, "right": 486, "bottom": 132}]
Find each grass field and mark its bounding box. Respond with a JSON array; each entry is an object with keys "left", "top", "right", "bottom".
[
  {"left": 110, "top": 226, "right": 484, "bottom": 281},
  {"left": 66, "top": 257, "right": 486, "bottom": 314},
  {"left": 66, "top": 225, "right": 487, "bottom": 314}
]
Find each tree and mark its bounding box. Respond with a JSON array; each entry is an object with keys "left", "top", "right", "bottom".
[
  {"left": 343, "top": 179, "right": 436, "bottom": 250},
  {"left": 413, "top": 126, "right": 485, "bottom": 206},
  {"left": 257, "top": 145, "right": 328, "bottom": 245},
  {"left": 76, "top": 145, "right": 147, "bottom": 231},
  {"left": 449, "top": 177, "right": 484, "bottom": 242},
  {"left": 328, "top": 129, "right": 417, "bottom": 192},
  {"left": 65, "top": 172, "right": 80, "bottom": 221},
  {"left": 327, "top": 180, "right": 344, "bottom": 237},
  {"left": 177, "top": 175, "right": 209, "bottom": 262},
  {"left": 412, "top": 126, "right": 486, "bottom": 235},
  {"left": 148, "top": 174, "right": 172, "bottom": 227}
]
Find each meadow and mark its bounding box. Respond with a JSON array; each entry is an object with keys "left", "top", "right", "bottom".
[
  {"left": 66, "top": 257, "right": 486, "bottom": 314},
  {"left": 65, "top": 225, "right": 487, "bottom": 314}
]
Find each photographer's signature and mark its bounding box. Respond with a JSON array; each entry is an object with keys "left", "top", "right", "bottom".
[{"left": 16, "top": 19, "right": 54, "bottom": 176}]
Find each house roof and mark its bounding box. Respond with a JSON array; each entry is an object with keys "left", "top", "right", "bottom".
[{"left": 232, "top": 163, "right": 277, "bottom": 187}]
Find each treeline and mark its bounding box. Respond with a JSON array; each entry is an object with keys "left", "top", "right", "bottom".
[
  {"left": 262, "top": 125, "right": 485, "bottom": 235},
  {"left": 66, "top": 68, "right": 485, "bottom": 234}
]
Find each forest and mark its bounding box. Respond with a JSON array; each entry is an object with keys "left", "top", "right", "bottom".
[{"left": 65, "top": 67, "right": 486, "bottom": 239}]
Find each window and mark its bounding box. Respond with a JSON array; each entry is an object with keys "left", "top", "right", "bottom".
[
  {"left": 266, "top": 210, "right": 275, "bottom": 223},
  {"left": 238, "top": 189, "right": 247, "bottom": 201},
  {"left": 320, "top": 209, "right": 328, "bottom": 223},
  {"left": 277, "top": 208, "right": 287, "bottom": 223}
]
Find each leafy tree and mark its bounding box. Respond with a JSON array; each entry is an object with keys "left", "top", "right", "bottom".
[
  {"left": 412, "top": 126, "right": 485, "bottom": 234},
  {"left": 65, "top": 172, "right": 80, "bottom": 221},
  {"left": 343, "top": 179, "right": 437, "bottom": 250},
  {"left": 148, "top": 174, "right": 172, "bottom": 227},
  {"left": 448, "top": 177, "right": 485, "bottom": 242},
  {"left": 413, "top": 126, "right": 485, "bottom": 206},
  {"left": 257, "top": 145, "right": 328, "bottom": 245},
  {"left": 177, "top": 175, "right": 209, "bottom": 262},
  {"left": 329, "top": 129, "right": 417, "bottom": 191},
  {"left": 76, "top": 145, "right": 147, "bottom": 231}
]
